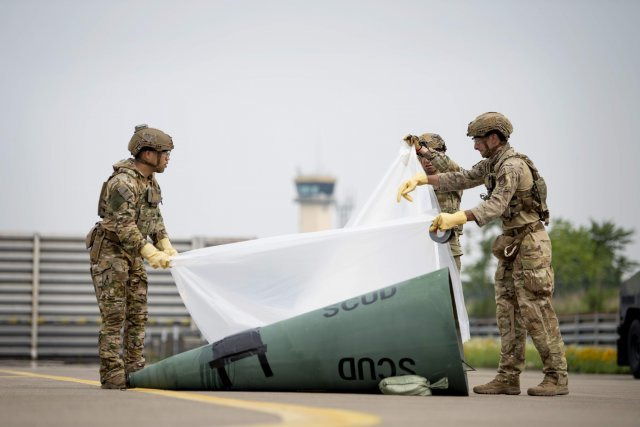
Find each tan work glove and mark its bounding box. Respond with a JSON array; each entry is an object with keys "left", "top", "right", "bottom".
[
  {"left": 156, "top": 237, "right": 178, "bottom": 257},
  {"left": 429, "top": 211, "right": 468, "bottom": 232},
  {"left": 396, "top": 172, "right": 429, "bottom": 203},
  {"left": 140, "top": 243, "right": 172, "bottom": 269}
]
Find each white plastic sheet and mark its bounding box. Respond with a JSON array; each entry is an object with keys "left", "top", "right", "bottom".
[{"left": 171, "top": 143, "right": 469, "bottom": 343}]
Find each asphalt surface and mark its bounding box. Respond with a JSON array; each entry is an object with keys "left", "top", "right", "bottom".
[{"left": 1, "top": 361, "right": 638, "bottom": 427}]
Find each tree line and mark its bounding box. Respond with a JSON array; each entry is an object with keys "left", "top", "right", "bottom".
[{"left": 462, "top": 219, "right": 638, "bottom": 316}]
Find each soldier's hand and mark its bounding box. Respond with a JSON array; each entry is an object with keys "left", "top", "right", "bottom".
[
  {"left": 140, "top": 243, "right": 172, "bottom": 269},
  {"left": 429, "top": 211, "right": 468, "bottom": 232},
  {"left": 396, "top": 172, "right": 429, "bottom": 203},
  {"left": 403, "top": 134, "right": 420, "bottom": 148},
  {"left": 156, "top": 237, "right": 178, "bottom": 257}
]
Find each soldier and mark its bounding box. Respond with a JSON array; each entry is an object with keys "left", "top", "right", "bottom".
[
  {"left": 397, "top": 113, "right": 569, "bottom": 396},
  {"left": 86, "top": 124, "right": 178, "bottom": 389},
  {"left": 403, "top": 133, "right": 464, "bottom": 271}
]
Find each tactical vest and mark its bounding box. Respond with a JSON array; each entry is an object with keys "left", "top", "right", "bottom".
[
  {"left": 97, "top": 169, "right": 162, "bottom": 221},
  {"left": 481, "top": 153, "right": 550, "bottom": 225},
  {"left": 97, "top": 170, "right": 119, "bottom": 218}
]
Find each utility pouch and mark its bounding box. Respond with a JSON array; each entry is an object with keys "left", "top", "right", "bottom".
[
  {"left": 147, "top": 187, "right": 162, "bottom": 207},
  {"left": 85, "top": 224, "right": 98, "bottom": 249},
  {"left": 493, "top": 222, "right": 544, "bottom": 262},
  {"left": 89, "top": 228, "right": 106, "bottom": 264},
  {"left": 492, "top": 235, "right": 517, "bottom": 261},
  {"left": 97, "top": 180, "right": 109, "bottom": 218}
]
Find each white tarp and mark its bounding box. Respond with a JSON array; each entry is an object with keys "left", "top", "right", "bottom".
[{"left": 171, "top": 143, "right": 469, "bottom": 343}]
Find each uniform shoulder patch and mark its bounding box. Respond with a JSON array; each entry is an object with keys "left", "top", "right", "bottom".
[
  {"left": 503, "top": 157, "right": 529, "bottom": 177},
  {"left": 116, "top": 184, "right": 135, "bottom": 203},
  {"left": 502, "top": 155, "right": 525, "bottom": 167},
  {"left": 109, "top": 189, "right": 128, "bottom": 212},
  {"left": 108, "top": 174, "right": 137, "bottom": 203}
]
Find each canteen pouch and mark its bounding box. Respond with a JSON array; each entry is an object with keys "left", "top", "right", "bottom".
[
  {"left": 147, "top": 187, "right": 162, "bottom": 207},
  {"left": 492, "top": 234, "right": 518, "bottom": 261}
]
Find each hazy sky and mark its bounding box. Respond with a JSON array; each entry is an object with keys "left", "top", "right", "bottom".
[{"left": 1, "top": 0, "right": 639, "bottom": 264}]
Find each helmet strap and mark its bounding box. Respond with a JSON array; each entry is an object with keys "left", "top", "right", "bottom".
[
  {"left": 483, "top": 134, "right": 502, "bottom": 158},
  {"left": 138, "top": 157, "right": 156, "bottom": 168},
  {"left": 137, "top": 150, "right": 161, "bottom": 168},
  {"left": 486, "top": 142, "right": 497, "bottom": 157}
]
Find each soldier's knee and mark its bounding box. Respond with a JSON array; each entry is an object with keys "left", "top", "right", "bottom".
[
  {"left": 127, "top": 312, "right": 148, "bottom": 325},
  {"left": 496, "top": 300, "right": 511, "bottom": 314},
  {"left": 127, "top": 300, "right": 148, "bottom": 317},
  {"left": 101, "top": 300, "right": 125, "bottom": 325}
]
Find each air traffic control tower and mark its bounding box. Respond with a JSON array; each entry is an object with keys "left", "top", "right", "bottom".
[{"left": 294, "top": 174, "right": 336, "bottom": 232}]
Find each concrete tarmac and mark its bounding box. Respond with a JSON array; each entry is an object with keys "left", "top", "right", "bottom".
[{"left": 1, "top": 361, "right": 638, "bottom": 427}]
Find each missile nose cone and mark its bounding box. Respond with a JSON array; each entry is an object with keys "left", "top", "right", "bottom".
[{"left": 129, "top": 268, "right": 468, "bottom": 395}]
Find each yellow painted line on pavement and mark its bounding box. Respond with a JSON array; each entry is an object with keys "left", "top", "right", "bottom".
[
  {"left": 0, "top": 369, "right": 380, "bottom": 427},
  {"left": 0, "top": 369, "right": 100, "bottom": 386}
]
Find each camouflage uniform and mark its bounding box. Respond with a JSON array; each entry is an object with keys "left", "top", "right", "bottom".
[
  {"left": 417, "top": 133, "right": 464, "bottom": 271},
  {"left": 87, "top": 158, "right": 169, "bottom": 386},
  {"left": 436, "top": 143, "right": 568, "bottom": 390}
]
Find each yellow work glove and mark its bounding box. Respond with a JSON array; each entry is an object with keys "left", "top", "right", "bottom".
[
  {"left": 403, "top": 134, "right": 422, "bottom": 150},
  {"left": 140, "top": 243, "right": 172, "bottom": 269},
  {"left": 396, "top": 172, "right": 429, "bottom": 203},
  {"left": 156, "top": 237, "right": 178, "bottom": 257},
  {"left": 429, "top": 211, "right": 468, "bottom": 232}
]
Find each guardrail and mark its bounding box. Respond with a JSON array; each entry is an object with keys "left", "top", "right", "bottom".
[
  {"left": 0, "top": 233, "right": 248, "bottom": 360},
  {"left": 469, "top": 313, "right": 619, "bottom": 346}
]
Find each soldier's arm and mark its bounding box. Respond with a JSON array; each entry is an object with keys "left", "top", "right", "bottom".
[
  {"left": 108, "top": 177, "right": 147, "bottom": 255},
  {"left": 433, "top": 159, "right": 488, "bottom": 192},
  {"left": 433, "top": 152, "right": 463, "bottom": 174},
  {"left": 419, "top": 150, "right": 454, "bottom": 175},
  {"left": 468, "top": 163, "right": 521, "bottom": 227},
  {"left": 150, "top": 210, "right": 169, "bottom": 244}
]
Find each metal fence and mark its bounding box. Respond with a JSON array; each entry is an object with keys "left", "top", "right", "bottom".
[
  {"left": 0, "top": 233, "right": 621, "bottom": 361},
  {"left": 0, "top": 233, "right": 247, "bottom": 360},
  {"left": 469, "top": 313, "right": 619, "bottom": 346}
]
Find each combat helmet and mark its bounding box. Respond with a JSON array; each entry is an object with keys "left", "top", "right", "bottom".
[
  {"left": 128, "top": 124, "right": 174, "bottom": 156},
  {"left": 467, "top": 112, "right": 513, "bottom": 140},
  {"left": 419, "top": 133, "right": 447, "bottom": 152}
]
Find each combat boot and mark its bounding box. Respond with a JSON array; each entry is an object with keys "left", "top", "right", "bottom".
[
  {"left": 473, "top": 375, "right": 520, "bottom": 395},
  {"left": 527, "top": 373, "right": 569, "bottom": 396},
  {"left": 101, "top": 372, "right": 127, "bottom": 390}
]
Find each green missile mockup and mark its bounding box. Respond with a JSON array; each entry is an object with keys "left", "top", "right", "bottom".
[{"left": 129, "top": 267, "right": 469, "bottom": 395}]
